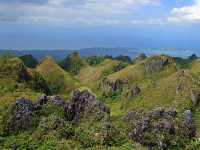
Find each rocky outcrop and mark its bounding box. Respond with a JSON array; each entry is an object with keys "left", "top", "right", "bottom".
[
  {"left": 5, "top": 95, "right": 55, "bottom": 134},
  {"left": 127, "top": 107, "right": 195, "bottom": 149},
  {"left": 191, "top": 90, "right": 200, "bottom": 106},
  {"left": 50, "top": 95, "right": 65, "bottom": 107},
  {"left": 0, "top": 58, "right": 30, "bottom": 82},
  {"left": 5, "top": 98, "right": 35, "bottom": 134},
  {"left": 123, "top": 85, "right": 141, "bottom": 99},
  {"left": 101, "top": 79, "right": 125, "bottom": 94},
  {"left": 101, "top": 79, "right": 141, "bottom": 100},
  {"left": 34, "top": 94, "right": 48, "bottom": 110},
  {"left": 182, "top": 110, "right": 196, "bottom": 137},
  {"left": 144, "top": 56, "right": 172, "bottom": 73},
  {"left": 64, "top": 90, "right": 110, "bottom": 123}
]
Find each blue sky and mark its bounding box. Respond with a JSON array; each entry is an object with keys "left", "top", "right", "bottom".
[{"left": 0, "top": 0, "right": 200, "bottom": 53}]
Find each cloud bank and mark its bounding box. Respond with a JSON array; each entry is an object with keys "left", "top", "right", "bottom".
[
  {"left": 168, "top": 0, "right": 200, "bottom": 23},
  {"left": 1, "top": 0, "right": 200, "bottom": 25},
  {"left": 0, "top": 0, "right": 160, "bottom": 25}
]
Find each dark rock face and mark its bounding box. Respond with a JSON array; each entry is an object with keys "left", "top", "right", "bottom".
[
  {"left": 182, "top": 110, "right": 196, "bottom": 137},
  {"left": 128, "top": 107, "right": 195, "bottom": 149},
  {"left": 123, "top": 85, "right": 141, "bottom": 99},
  {"left": 144, "top": 56, "right": 171, "bottom": 73},
  {"left": 64, "top": 90, "right": 110, "bottom": 123},
  {"left": 149, "top": 107, "right": 165, "bottom": 118},
  {"left": 50, "top": 95, "right": 65, "bottom": 107},
  {"left": 101, "top": 79, "right": 141, "bottom": 100},
  {"left": 101, "top": 79, "right": 124, "bottom": 94},
  {"left": 34, "top": 94, "right": 48, "bottom": 110},
  {"left": 126, "top": 108, "right": 180, "bottom": 149},
  {"left": 64, "top": 102, "right": 76, "bottom": 121},
  {"left": 191, "top": 90, "right": 200, "bottom": 106},
  {"left": 37, "top": 94, "right": 48, "bottom": 105},
  {"left": 163, "top": 107, "right": 177, "bottom": 118},
  {"left": 155, "top": 119, "right": 175, "bottom": 134},
  {"left": 5, "top": 98, "right": 35, "bottom": 134}
]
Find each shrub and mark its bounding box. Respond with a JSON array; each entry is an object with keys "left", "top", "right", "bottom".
[
  {"left": 86, "top": 56, "right": 105, "bottom": 66},
  {"left": 60, "top": 52, "right": 86, "bottom": 75},
  {"left": 19, "top": 54, "right": 38, "bottom": 68}
]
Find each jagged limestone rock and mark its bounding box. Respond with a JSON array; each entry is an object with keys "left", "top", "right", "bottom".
[
  {"left": 64, "top": 90, "right": 110, "bottom": 123},
  {"left": 128, "top": 107, "right": 195, "bottom": 149},
  {"left": 5, "top": 98, "right": 35, "bottom": 134},
  {"left": 182, "top": 110, "right": 196, "bottom": 137},
  {"left": 191, "top": 90, "right": 200, "bottom": 106},
  {"left": 50, "top": 95, "right": 65, "bottom": 107}
]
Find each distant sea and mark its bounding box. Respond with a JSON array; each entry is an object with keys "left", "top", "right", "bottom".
[{"left": 141, "top": 49, "right": 200, "bottom": 58}]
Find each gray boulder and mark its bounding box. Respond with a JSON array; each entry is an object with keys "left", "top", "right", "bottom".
[
  {"left": 191, "top": 90, "right": 200, "bottom": 106},
  {"left": 5, "top": 98, "right": 35, "bottom": 134},
  {"left": 64, "top": 90, "right": 110, "bottom": 123},
  {"left": 34, "top": 94, "right": 48, "bottom": 109},
  {"left": 128, "top": 107, "right": 179, "bottom": 149},
  {"left": 182, "top": 110, "right": 196, "bottom": 137},
  {"left": 50, "top": 95, "right": 65, "bottom": 107}
]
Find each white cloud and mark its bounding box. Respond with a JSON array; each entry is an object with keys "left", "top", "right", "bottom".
[
  {"left": 168, "top": 0, "right": 200, "bottom": 23},
  {"left": 0, "top": 0, "right": 160, "bottom": 25}
]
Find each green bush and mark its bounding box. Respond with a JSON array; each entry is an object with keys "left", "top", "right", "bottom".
[
  {"left": 86, "top": 56, "right": 105, "bottom": 66},
  {"left": 19, "top": 54, "right": 38, "bottom": 68},
  {"left": 100, "top": 123, "right": 127, "bottom": 147},
  {"left": 74, "top": 127, "right": 95, "bottom": 148},
  {"left": 60, "top": 52, "right": 86, "bottom": 75}
]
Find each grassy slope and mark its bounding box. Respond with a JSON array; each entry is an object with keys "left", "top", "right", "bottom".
[
  {"left": 77, "top": 59, "right": 122, "bottom": 92},
  {"left": 104, "top": 56, "right": 178, "bottom": 114},
  {"left": 104, "top": 56, "right": 200, "bottom": 139},
  {"left": 2, "top": 56, "right": 200, "bottom": 149},
  {"left": 0, "top": 58, "right": 43, "bottom": 136},
  {"left": 37, "top": 56, "right": 79, "bottom": 96},
  {"left": 189, "top": 59, "right": 200, "bottom": 136},
  {"left": 0, "top": 57, "right": 43, "bottom": 104}
]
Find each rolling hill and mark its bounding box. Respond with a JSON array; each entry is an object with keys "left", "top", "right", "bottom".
[
  {"left": 0, "top": 53, "right": 200, "bottom": 149},
  {"left": 36, "top": 56, "right": 79, "bottom": 95}
]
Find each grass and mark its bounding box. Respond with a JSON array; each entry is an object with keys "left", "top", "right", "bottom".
[
  {"left": 1, "top": 55, "right": 200, "bottom": 149},
  {"left": 77, "top": 59, "right": 124, "bottom": 92},
  {"left": 37, "top": 56, "right": 79, "bottom": 95}
]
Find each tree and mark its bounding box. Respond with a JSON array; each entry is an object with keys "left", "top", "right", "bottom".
[
  {"left": 19, "top": 54, "right": 38, "bottom": 68},
  {"left": 59, "top": 52, "right": 86, "bottom": 75}
]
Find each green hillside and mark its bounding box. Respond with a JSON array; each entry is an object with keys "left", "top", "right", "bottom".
[
  {"left": 37, "top": 56, "right": 79, "bottom": 95},
  {"left": 1, "top": 53, "right": 200, "bottom": 149},
  {"left": 77, "top": 59, "right": 127, "bottom": 91}
]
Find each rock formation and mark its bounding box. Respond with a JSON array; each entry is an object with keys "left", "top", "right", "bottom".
[
  {"left": 5, "top": 98, "right": 35, "bottom": 134},
  {"left": 64, "top": 90, "right": 110, "bottom": 123},
  {"left": 128, "top": 107, "right": 195, "bottom": 149}
]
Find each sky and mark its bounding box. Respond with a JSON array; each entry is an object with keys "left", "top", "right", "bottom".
[{"left": 0, "top": 0, "right": 200, "bottom": 54}]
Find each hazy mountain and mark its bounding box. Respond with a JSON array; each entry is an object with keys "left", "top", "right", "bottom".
[{"left": 0, "top": 47, "right": 138, "bottom": 61}]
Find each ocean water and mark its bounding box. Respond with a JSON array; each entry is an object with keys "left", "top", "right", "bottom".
[{"left": 140, "top": 49, "right": 200, "bottom": 58}]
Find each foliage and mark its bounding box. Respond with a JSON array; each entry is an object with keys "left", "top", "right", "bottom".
[
  {"left": 60, "top": 52, "right": 86, "bottom": 75},
  {"left": 86, "top": 56, "right": 105, "bottom": 66},
  {"left": 19, "top": 54, "right": 38, "bottom": 68},
  {"left": 1, "top": 54, "right": 200, "bottom": 149},
  {"left": 114, "top": 55, "right": 132, "bottom": 64},
  {"left": 37, "top": 56, "right": 78, "bottom": 94}
]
